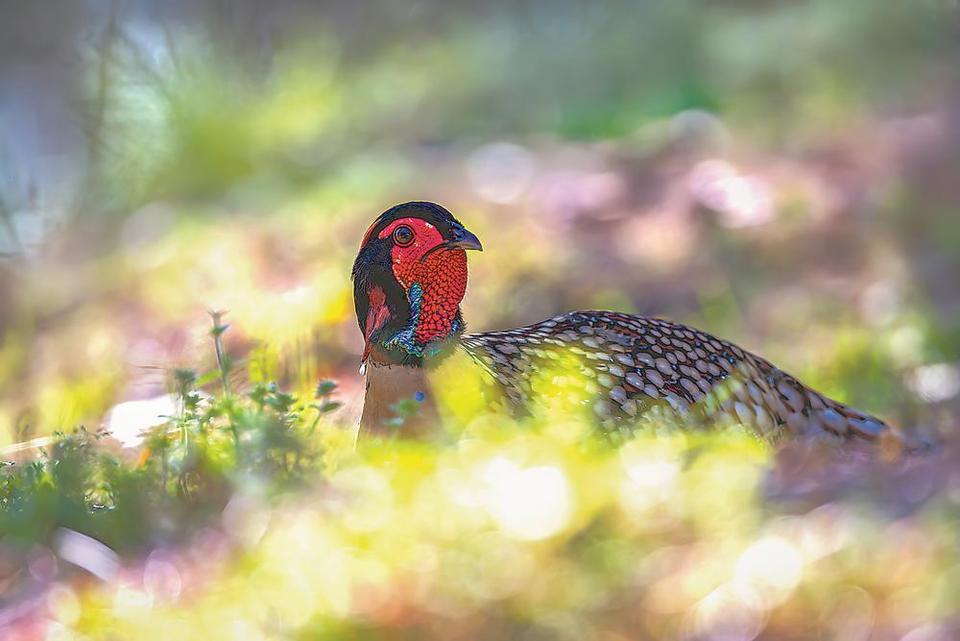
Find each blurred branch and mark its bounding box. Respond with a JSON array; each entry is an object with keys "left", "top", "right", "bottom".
[
  {"left": 75, "top": 0, "right": 123, "bottom": 220},
  {"left": 0, "top": 153, "right": 24, "bottom": 258},
  {"left": 0, "top": 192, "right": 22, "bottom": 257}
]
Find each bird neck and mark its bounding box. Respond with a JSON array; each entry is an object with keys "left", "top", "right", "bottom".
[
  {"left": 358, "top": 288, "right": 461, "bottom": 437},
  {"left": 378, "top": 282, "right": 465, "bottom": 361},
  {"left": 359, "top": 360, "right": 441, "bottom": 438}
]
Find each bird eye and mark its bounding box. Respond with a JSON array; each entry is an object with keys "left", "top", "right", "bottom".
[{"left": 393, "top": 225, "right": 414, "bottom": 246}]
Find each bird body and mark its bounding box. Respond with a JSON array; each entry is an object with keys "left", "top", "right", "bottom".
[
  {"left": 459, "top": 310, "right": 888, "bottom": 442},
  {"left": 352, "top": 201, "right": 900, "bottom": 445}
]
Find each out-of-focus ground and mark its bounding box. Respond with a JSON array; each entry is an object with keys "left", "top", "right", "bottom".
[{"left": 1, "top": 2, "right": 960, "bottom": 639}]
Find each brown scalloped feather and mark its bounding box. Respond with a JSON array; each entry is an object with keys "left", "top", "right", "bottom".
[{"left": 460, "top": 310, "right": 910, "bottom": 447}]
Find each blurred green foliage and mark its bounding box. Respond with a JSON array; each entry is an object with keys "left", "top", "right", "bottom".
[{"left": 0, "top": 325, "right": 347, "bottom": 560}]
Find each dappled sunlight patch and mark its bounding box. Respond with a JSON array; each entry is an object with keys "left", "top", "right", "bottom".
[
  {"left": 256, "top": 513, "right": 353, "bottom": 621},
  {"left": 479, "top": 457, "right": 572, "bottom": 541},
  {"left": 106, "top": 395, "right": 176, "bottom": 448},
  {"left": 432, "top": 349, "right": 501, "bottom": 430},
  {"left": 688, "top": 582, "right": 767, "bottom": 641},
  {"left": 732, "top": 536, "right": 804, "bottom": 609},
  {"left": 618, "top": 435, "right": 688, "bottom": 529}
]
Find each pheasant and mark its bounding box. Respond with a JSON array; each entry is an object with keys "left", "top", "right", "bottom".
[{"left": 352, "top": 201, "right": 903, "bottom": 445}]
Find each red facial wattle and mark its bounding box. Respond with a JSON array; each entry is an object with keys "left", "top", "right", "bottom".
[
  {"left": 409, "top": 249, "right": 468, "bottom": 345},
  {"left": 378, "top": 217, "right": 470, "bottom": 347}
]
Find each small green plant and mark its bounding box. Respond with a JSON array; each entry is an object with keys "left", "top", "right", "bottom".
[
  {"left": 0, "top": 315, "right": 346, "bottom": 565},
  {"left": 308, "top": 379, "right": 343, "bottom": 433}
]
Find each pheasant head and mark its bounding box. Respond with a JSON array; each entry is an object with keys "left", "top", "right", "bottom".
[{"left": 352, "top": 201, "right": 482, "bottom": 369}]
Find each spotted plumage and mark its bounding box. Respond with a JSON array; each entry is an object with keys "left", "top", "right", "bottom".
[
  {"left": 460, "top": 311, "right": 889, "bottom": 442},
  {"left": 352, "top": 201, "right": 905, "bottom": 446}
]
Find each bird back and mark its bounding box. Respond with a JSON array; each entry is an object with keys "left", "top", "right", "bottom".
[{"left": 460, "top": 311, "right": 900, "bottom": 445}]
